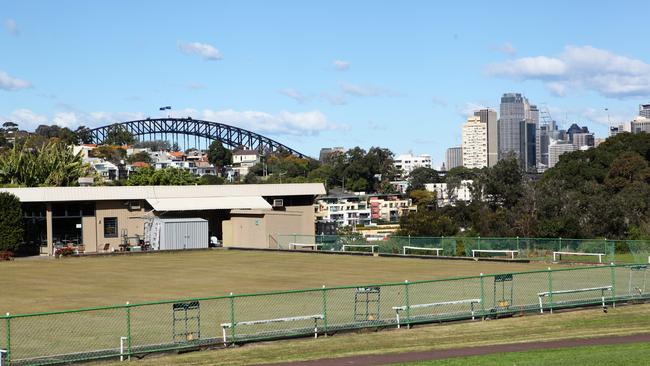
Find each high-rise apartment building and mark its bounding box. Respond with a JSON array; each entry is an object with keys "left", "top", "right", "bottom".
[
  {"left": 393, "top": 153, "right": 432, "bottom": 177},
  {"left": 445, "top": 147, "right": 463, "bottom": 170},
  {"left": 566, "top": 123, "right": 595, "bottom": 148},
  {"left": 319, "top": 147, "right": 345, "bottom": 163},
  {"left": 462, "top": 116, "right": 488, "bottom": 169},
  {"left": 640, "top": 104, "right": 650, "bottom": 119},
  {"left": 473, "top": 109, "right": 498, "bottom": 167},
  {"left": 631, "top": 117, "right": 650, "bottom": 134},
  {"left": 536, "top": 120, "right": 557, "bottom": 171},
  {"left": 548, "top": 140, "right": 577, "bottom": 168},
  {"left": 498, "top": 93, "right": 537, "bottom": 171}
]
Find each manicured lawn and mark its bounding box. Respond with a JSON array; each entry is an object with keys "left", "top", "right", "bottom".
[
  {"left": 393, "top": 342, "right": 650, "bottom": 366},
  {"left": 96, "top": 303, "right": 650, "bottom": 366},
  {"left": 0, "top": 249, "right": 554, "bottom": 314}
]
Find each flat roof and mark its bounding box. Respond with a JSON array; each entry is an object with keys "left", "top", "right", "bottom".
[
  {"left": 147, "top": 196, "right": 271, "bottom": 211},
  {"left": 0, "top": 183, "right": 326, "bottom": 203}
]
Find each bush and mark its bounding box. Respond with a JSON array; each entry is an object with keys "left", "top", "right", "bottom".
[
  {"left": 0, "top": 250, "right": 14, "bottom": 260},
  {"left": 0, "top": 192, "right": 23, "bottom": 252}
]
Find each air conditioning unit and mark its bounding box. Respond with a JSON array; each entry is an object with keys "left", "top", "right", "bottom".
[{"left": 272, "top": 199, "right": 284, "bottom": 208}]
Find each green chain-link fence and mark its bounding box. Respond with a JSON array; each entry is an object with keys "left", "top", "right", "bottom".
[
  {"left": 1, "top": 264, "right": 649, "bottom": 365},
  {"left": 274, "top": 235, "right": 650, "bottom": 263}
]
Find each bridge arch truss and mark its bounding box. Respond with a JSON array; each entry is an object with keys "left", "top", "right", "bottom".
[{"left": 88, "top": 118, "right": 307, "bottom": 157}]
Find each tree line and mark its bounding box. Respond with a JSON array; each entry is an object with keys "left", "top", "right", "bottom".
[{"left": 399, "top": 133, "right": 650, "bottom": 241}]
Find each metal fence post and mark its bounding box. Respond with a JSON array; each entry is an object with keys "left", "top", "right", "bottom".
[
  {"left": 558, "top": 237, "right": 562, "bottom": 252},
  {"left": 126, "top": 302, "right": 131, "bottom": 360},
  {"left": 548, "top": 267, "right": 554, "bottom": 313},
  {"left": 516, "top": 236, "right": 520, "bottom": 252},
  {"left": 5, "top": 313, "right": 10, "bottom": 365},
  {"left": 477, "top": 236, "right": 481, "bottom": 251},
  {"left": 481, "top": 273, "right": 485, "bottom": 320},
  {"left": 404, "top": 280, "right": 411, "bottom": 329},
  {"left": 321, "top": 285, "right": 328, "bottom": 334},
  {"left": 610, "top": 263, "right": 616, "bottom": 308},
  {"left": 229, "top": 293, "right": 235, "bottom": 344}
]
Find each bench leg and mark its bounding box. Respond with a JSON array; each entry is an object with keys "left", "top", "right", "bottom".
[
  {"left": 314, "top": 319, "right": 318, "bottom": 338},
  {"left": 396, "top": 312, "right": 401, "bottom": 329},
  {"left": 222, "top": 327, "right": 227, "bottom": 346},
  {"left": 471, "top": 303, "right": 475, "bottom": 320},
  {"left": 539, "top": 297, "right": 544, "bottom": 314}
]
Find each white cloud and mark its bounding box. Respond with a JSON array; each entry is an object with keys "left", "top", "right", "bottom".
[
  {"left": 1, "top": 107, "right": 337, "bottom": 137},
  {"left": 278, "top": 88, "right": 307, "bottom": 103},
  {"left": 456, "top": 102, "right": 488, "bottom": 118},
  {"left": 487, "top": 56, "right": 567, "bottom": 78},
  {"left": 178, "top": 41, "right": 222, "bottom": 61},
  {"left": 487, "top": 45, "right": 650, "bottom": 98},
  {"left": 3, "top": 19, "right": 18, "bottom": 36},
  {"left": 492, "top": 42, "right": 516, "bottom": 56},
  {"left": 6, "top": 109, "right": 48, "bottom": 128},
  {"left": 321, "top": 93, "right": 347, "bottom": 106},
  {"left": 340, "top": 82, "right": 397, "bottom": 97},
  {"left": 0, "top": 70, "right": 32, "bottom": 91},
  {"left": 332, "top": 60, "right": 350, "bottom": 71},
  {"left": 171, "top": 108, "right": 339, "bottom": 136},
  {"left": 0, "top": 109, "right": 147, "bottom": 131}
]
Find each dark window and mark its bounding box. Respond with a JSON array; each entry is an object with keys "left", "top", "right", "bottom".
[
  {"left": 104, "top": 217, "right": 118, "bottom": 238},
  {"left": 81, "top": 203, "right": 95, "bottom": 217}
]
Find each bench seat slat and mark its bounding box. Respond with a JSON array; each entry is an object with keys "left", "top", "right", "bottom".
[
  {"left": 538, "top": 286, "right": 612, "bottom": 297},
  {"left": 221, "top": 314, "right": 323, "bottom": 328},
  {"left": 392, "top": 298, "right": 481, "bottom": 311}
]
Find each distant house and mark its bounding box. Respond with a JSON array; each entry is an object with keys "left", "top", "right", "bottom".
[{"left": 232, "top": 149, "right": 260, "bottom": 178}]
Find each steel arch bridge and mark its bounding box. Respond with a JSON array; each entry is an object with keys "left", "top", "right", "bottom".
[{"left": 88, "top": 118, "right": 307, "bottom": 157}]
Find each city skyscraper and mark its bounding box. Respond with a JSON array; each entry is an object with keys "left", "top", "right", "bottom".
[
  {"left": 536, "top": 120, "right": 557, "bottom": 171},
  {"left": 640, "top": 103, "right": 650, "bottom": 119},
  {"left": 498, "top": 93, "right": 537, "bottom": 171},
  {"left": 548, "top": 140, "right": 577, "bottom": 168},
  {"left": 473, "top": 108, "right": 498, "bottom": 167},
  {"left": 445, "top": 147, "right": 463, "bottom": 170},
  {"left": 462, "top": 116, "right": 488, "bottom": 169}
]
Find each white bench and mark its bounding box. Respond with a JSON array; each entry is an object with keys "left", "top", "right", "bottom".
[
  {"left": 537, "top": 286, "right": 612, "bottom": 313},
  {"left": 472, "top": 249, "right": 518, "bottom": 259},
  {"left": 342, "top": 244, "right": 378, "bottom": 253},
  {"left": 288, "top": 243, "right": 322, "bottom": 250},
  {"left": 403, "top": 246, "right": 443, "bottom": 256},
  {"left": 553, "top": 251, "right": 605, "bottom": 263},
  {"left": 392, "top": 298, "right": 481, "bottom": 328},
  {"left": 220, "top": 314, "right": 323, "bottom": 345}
]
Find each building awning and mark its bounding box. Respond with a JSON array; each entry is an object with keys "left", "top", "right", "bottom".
[{"left": 146, "top": 196, "right": 272, "bottom": 211}]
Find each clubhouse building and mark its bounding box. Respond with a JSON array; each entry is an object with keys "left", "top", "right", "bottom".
[{"left": 0, "top": 183, "right": 325, "bottom": 255}]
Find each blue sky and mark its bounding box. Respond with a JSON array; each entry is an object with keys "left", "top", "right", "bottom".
[{"left": 2, "top": 1, "right": 650, "bottom": 166}]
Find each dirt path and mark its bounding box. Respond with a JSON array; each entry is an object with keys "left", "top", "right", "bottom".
[{"left": 258, "top": 333, "right": 650, "bottom": 366}]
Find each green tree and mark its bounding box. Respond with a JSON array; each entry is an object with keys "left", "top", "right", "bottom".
[
  {"left": 397, "top": 210, "right": 458, "bottom": 236},
  {"left": 409, "top": 189, "right": 436, "bottom": 209},
  {"left": 127, "top": 151, "right": 152, "bottom": 164},
  {"left": 408, "top": 167, "right": 440, "bottom": 190},
  {"left": 91, "top": 146, "right": 127, "bottom": 165},
  {"left": 74, "top": 126, "right": 93, "bottom": 144},
  {"left": 199, "top": 174, "right": 225, "bottom": 185},
  {"left": 0, "top": 140, "right": 89, "bottom": 187},
  {"left": 208, "top": 141, "right": 233, "bottom": 170},
  {"left": 0, "top": 192, "right": 23, "bottom": 253},
  {"left": 134, "top": 140, "right": 171, "bottom": 151},
  {"left": 126, "top": 167, "right": 198, "bottom": 185},
  {"left": 104, "top": 124, "right": 136, "bottom": 146}
]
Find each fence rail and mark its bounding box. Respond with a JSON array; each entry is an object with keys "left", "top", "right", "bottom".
[
  {"left": 2, "top": 264, "right": 649, "bottom": 365},
  {"left": 274, "top": 234, "right": 650, "bottom": 263}
]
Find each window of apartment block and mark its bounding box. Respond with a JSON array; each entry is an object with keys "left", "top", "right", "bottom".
[{"left": 104, "top": 217, "right": 118, "bottom": 238}]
